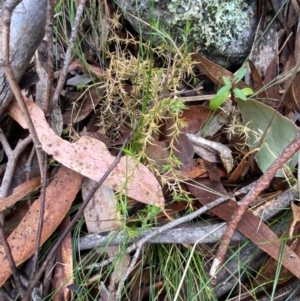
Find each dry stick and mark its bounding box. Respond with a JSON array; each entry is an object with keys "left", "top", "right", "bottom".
[
  {"left": 0, "top": 223, "right": 26, "bottom": 298},
  {"left": 24, "top": 145, "right": 37, "bottom": 180},
  {"left": 0, "top": 129, "right": 32, "bottom": 197},
  {"left": 44, "top": 0, "right": 55, "bottom": 115},
  {"left": 51, "top": 0, "right": 87, "bottom": 109},
  {"left": 210, "top": 132, "right": 300, "bottom": 278},
  {"left": 31, "top": 151, "right": 47, "bottom": 274},
  {"left": 0, "top": 287, "right": 14, "bottom": 301},
  {"left": 1, "top": 0, "right": 47, "bottom": 291},
  {"left": 115, "top": 195, "right": 232, "bottom": 299},
  {"left": 25, "top": 133, "right": 131, "bottom": 297},
  {"left": 0, "top": 131, "right": 32, "bottom": 294},
  {"left": 31, "top": 0, "right": 55, "bottom": 279}
]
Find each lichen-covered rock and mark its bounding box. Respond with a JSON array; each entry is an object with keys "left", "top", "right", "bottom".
[{"left": 115, "top": 0, "right": 257, "bottom": 67}]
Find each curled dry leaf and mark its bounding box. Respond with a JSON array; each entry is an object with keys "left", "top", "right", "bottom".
[
  {"left": 186, "top": 133, "right": 233, "bottom": 173},
  {"left": 7, "top": 98, "right": 164, "bottom": 207},
  {"left": 0, "top": 166, "right": 83, "bottom": 286}
]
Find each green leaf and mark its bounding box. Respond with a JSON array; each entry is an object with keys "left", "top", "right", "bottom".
[
  {"left": 237, "top": 99, "right": 299, "bottom": 177},
  {"left": 216, "top": 84, "right": 231, "bottom": 96},
  {"left": 233, "top": 67, "right": 246, "bottom": 83},
  {"left": 209, "top": 90, "right": 230, "bottom": 110},
  {"left": 241, "top": 87, "right": 254, "bottom": 96},
  {"left": 222, "top": 75, "right": 232, "bottom": 86},
  {"left": 233, "top": 88, "right": 247, "bottom": 101}
]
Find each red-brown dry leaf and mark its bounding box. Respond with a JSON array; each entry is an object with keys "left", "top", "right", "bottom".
[
  {"left": 248, "top": 60, "right": 268, "bottom": 99},
  {"left": 67, "top": 59, "right": 105, "bottom": 80},
  {"left": 191, "top": 53, "right": 247, "bottom": 89},
  {"left": 145, "top": 140, "right": 170, "bottom": 169},
  {"left": 289, "top": 202, "right": 300, "bottom": 238},
  {"left": 164, "top": 118, "right": 195, "bottom": 171},
  {"left": 52, "top": 216, "right": 73, "bottom": 301},
  {"left": 285, "top": 73, "right": 300, "bottom": 110},
  {"left": 7, "top": 98, "right": 164, "bottom": 207},
  {"left": 0, "top": 177, "right": 40, "bottom": 211},
  {"left": 181, "top": 105, "right": 211, "bottom": 134},
  {"left": 174, "top": 161, "right": 207, "bottom": 179},
  {"left": 187, "top": 178, "right": 300, "bottom": 279},
  {"left": 0, "top": 166, "right": 83, "bottom": 286},
  {"left": 224, "top": 148, "right": 259, "bottom": 184},
  {"left": 63, "top": 87, "right": 103, "bottom": 124},
  {"left": 263, "top": 58, "right": 281, "bottom": 105},
  {"left": 202, "top": 160, "right": 220, "bottom": 182},
  {"left": 255, "top": 219, "right": 300, "bottom": 285}
]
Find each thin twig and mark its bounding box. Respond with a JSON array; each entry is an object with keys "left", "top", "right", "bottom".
[
  {"left": 0, "top": 130, "right": 32, "bottom": 197},
  {"left": 115, "top": 195, "right": 231, "bottom": 299},
  {"left": 210, "top": 132, "right": 300, "bottom": 278},
  {"left": 30, "top": 151, "right": 47, "bottom": 277},
  {"left": 0, "top": 222, "right": 26, "bottom": 298},
  {"left": 52, "top": 0, "right": 87, "bottom": 109},
  {"left": 44, "top": 0, "right": 55, "bottom": 115},
  {"left": 24, "top": 145, "right": 37, "bottom": 180}
]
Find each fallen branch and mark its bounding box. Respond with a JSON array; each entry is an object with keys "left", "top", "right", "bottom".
[
  {"left": 210, "top": 132, "right": 300, "bottom": 279},
  {"left": 80, "top": 185, "right": 297, "bottom": 251}
]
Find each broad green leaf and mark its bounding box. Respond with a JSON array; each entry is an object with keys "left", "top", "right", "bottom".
[
  {"left": 216, "top": 84, "right": 231, "bottom": 96},
  {"left": 237, "top": 99, "right": 299, "bottom": 177},
  {"left": 209, "top": 90, "right": 230, "bottom": 110},
  {"left": 241, "top": 87, "right": 254, "bottom": 96},
  {"left": 233, "top": 67, "right": 247, "bottom": 83},
  {"left": 222, "top": 75, "right": 232, "bottom": 86},
  {"left": 233, "top": 87, "right": 247, "bottom": 101}
]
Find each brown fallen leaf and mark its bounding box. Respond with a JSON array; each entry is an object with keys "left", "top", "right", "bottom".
[
  {"left": 248, "top": 60, "right": 268, "bottom": 99},
  {"left": 255, "top": 220, "right": 300, "bottom": 285},
  {"left": 181, "top": 105, "right": 211, "bottom": 134},
  {"left": 289, "top": 202, "right": 300, "bottom": 238},
  {"left": 285, "top": 73, "right": 300, "bottom": 110},
  {"left": 223, "top": 148, "right": 259, "bottom": 184},
  {"left": 7, "top": 98, "right": 164, "bottom": 207},
  {"left": 191, "top": 53, "right": 248, "bottom": 89},
  {"left": 0, "top": 177, "right": 40, "bottom": 212},
  {"left": 188, "top": 178, "right": 300, "bottom": 279},
  {"left": 52, "top": 216, "right": 74, "bottom": 301},
  {"left": 0, "top": 166, "right": 83, "bottom": 286},
  {"left": 63, "top": 87, "right": 104, "bottom": 124}
]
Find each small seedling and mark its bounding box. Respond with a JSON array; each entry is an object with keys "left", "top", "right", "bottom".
[{"left": 209, "top": 67, "right": 254, "bottom": 110}]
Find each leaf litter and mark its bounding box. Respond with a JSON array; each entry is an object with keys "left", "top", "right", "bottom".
[{"left": 1, "top": 1, "right": 300, "bottom": 300}]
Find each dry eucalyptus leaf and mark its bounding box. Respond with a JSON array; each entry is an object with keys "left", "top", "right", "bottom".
[
  {"left": 7, "top": 98, "right": 164, "bottom": 207},
  {"left": 82, "top": 178, "right": 121, "bottom": 233},
  {"left": 0, "top": 177, "right": 40, "bottom": 212},
  {"left": 0, "top": 166, "right": 82, "bottom": 286}
]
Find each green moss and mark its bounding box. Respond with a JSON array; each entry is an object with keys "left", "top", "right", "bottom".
[{"left": 167, "top": 0, "right": 252, "bottom": 52}]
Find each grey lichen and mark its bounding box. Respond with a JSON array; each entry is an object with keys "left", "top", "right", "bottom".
[
  {"left": 115, "top": 0, "right": 257, "bottom": 67},
  {"left": 167, "top": 0, "right": 252, "bottom": 52}
]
